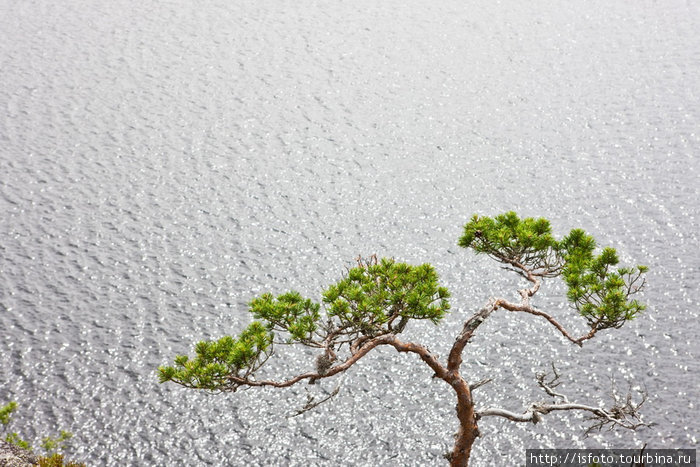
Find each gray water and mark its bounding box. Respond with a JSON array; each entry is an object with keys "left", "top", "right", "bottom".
[{"left": 1, "top": 0, "right": 698, "bottom": 465}]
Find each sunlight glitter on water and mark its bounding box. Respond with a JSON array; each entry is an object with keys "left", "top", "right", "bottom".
[{"left": 1, "top": 0, "right": 699, "bottom": 465}]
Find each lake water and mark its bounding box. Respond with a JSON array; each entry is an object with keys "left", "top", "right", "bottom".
[{"left": 1, "top": 1, "right": 698, "bottom": 465}]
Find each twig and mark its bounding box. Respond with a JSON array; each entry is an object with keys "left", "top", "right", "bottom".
[
  {"left": 469, "top": 378, "right": 492, "bottom": 392},
  {"left": 288, "top": 378, "right": 343, "bottom": 418}
]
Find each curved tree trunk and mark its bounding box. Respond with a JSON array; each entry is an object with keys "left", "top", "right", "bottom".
[{"left": 385, "top": 336, "right": 481, "bottom": 466}]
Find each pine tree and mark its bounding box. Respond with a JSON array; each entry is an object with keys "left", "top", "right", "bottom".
[{"left": 160, "top": 212, "right": 648, "bottom": 466}]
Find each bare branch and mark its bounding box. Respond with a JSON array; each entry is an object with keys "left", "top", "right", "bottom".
[
  {"left": 500, "top": 265, "right": 528, "bottom": 280},
  {"left": 536, "top": 363, "right": 566, "bottom": 401},
  {"left": 479, "top": 367, "right": 649, "bottom": 434},
  {"left": 479, "top": 399, "right": 647, "bottom": 432},
  {"left": 288, "top": 378, "right": 343, "bottom": 418},
  {"left": 583, "top": 380, "right": 649, "bottom": 437},
  {"left": 469, "top": 378, "right": 492, "bottom": 392}
]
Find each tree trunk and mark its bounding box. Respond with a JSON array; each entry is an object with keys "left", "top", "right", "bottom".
[
  {"left": 450, "top": 416, "right": 478, "bottom": 466},
  {"left": 449, "top": 376, "right": 479, "bottom": 467}
]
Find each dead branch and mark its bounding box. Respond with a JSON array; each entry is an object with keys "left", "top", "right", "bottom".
[
  {"left": 288, "top": 378, "right": 343, "bottom": 418},
  {"left": 469, "top": 378, "right": 492, "bottom": 392},
  {"left": 478, "top": 366, "right": 649, "bottom": 433}
]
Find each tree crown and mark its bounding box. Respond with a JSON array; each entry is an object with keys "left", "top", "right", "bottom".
[
  {"left": 459, "top": 212, "right": 646, "bottom": 330},
  {"left": 159, "top": 212, "right": 648, "bottom": 466},
  {"left": 159, "top": 256, "right": 450, "bottom": 391}
]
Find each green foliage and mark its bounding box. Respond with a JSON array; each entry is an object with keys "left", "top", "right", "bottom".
[
  {"left": 160, "top": 257, "right": 451, "bottom": 390},
  {"left": 250, "top": 291, "right": 321, "bottom": 342},
  {"left": 41, "top": 430, "right": 73, "bottom": 455},
  {"left": 5, "top": 431, "right": 31, "bottom": 450},
  {"left": 561, "top": 237, "right": 647, "bottom": 329},
  {"left": 458, "top": 211, "right": 559, "bottom": 272},
  {"left": 2, "top": 401, "right": 31, "bottom": 450},
  {"left": 323, "top": 257, "right": 450, "bottom": 334},
  {"left": 162, "top": 211, "right": 646, "bottom": 396},
  {"left": 459, "top": 212, "right": 647, "bottom": 331},
  {"left": 158, "top": 321, "right": 273, "bottom": 390},
  {"left": 37, "top": 453, "right": 86, "bottom": 467},
  {"left": 0, "top": 401, "right": 18, "bottom": 426},
  {"left": 1, "top": 401, "right": 81, "bottom": 465}
]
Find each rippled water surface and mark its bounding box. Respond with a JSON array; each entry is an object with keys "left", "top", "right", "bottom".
[{"left": 1, "top": 1, "right": 699, "bottom": 465}]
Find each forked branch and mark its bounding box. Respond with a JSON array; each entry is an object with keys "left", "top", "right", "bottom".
[
  {"left": 228, "top": 334, "right": 395, "bottom": 390},
  {"left": 478, "top": 365, "right": 648, "bottom": 434},
  {"left": 288, "top": 379, "right": 343, "bottom": 418}
]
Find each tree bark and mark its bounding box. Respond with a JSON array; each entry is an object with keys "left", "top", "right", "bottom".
[
  {"left": 384, "top": 337, "right": 479, "bottom": 466},
  {"left": 449, "top": 374, "right": 478, "bottom": 467}
]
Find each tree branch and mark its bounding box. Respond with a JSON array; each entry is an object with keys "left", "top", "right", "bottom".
[
  {"left": 227, "top": 333, "right": 453, "bottom": 392},
  {"left": 469, "top": 378, "right": 492, "bottom": 392},
  {"left": 478, "top": 401, "right": 646, "bottom": 433},
  {"left": 494, "top": 299, "right": 595, "bottom": 347},
  {"left": 287, "top": 379, "right": 343, "bottom": 418},
  {"left": 228, "top": 334, "right": 396, "bottom": 389},
  {"left": 447, "top": 300, "right": 499, "bottom": 372},
  {"left": 387, "top": 336, "right": 450, "bottom": 381},
  {"left": 482, "top": 255, "right": 594, "bottom": 346},
  {"left": 478, "top": 366, "right": 648, "bottom": 434}
]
